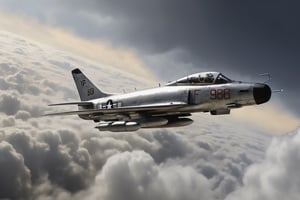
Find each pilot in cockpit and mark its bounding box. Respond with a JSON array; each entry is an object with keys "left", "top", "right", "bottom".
[{"left": 165, "top": 72, "right": 232, "bottom": 86}]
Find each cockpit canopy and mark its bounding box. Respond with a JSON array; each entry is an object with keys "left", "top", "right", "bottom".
[{"left": 166, "top": 72, "right": 232, "bottom": 86}]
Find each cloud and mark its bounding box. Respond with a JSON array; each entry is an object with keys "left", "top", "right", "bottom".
[
  {"left": 0, "top": 141, "right": 31, "bottom": 199},
  {"left": 15, "top": 110, "right": 31, "bottom": 121},
  {"left": 226, "top": 128, "right": 300, "bottom": 200},
  {"left": 84, "top": 151, "right": 213, "bottom": 200},
  {"left": 3, "top": 129, "right": 94, "bottom": 197},
  {"left": 0, "top": 93, "right": 21, "bottom": 115},
  {"left": 39, "top": 130, "right": 92, "bottom": 192},
  {"left": 231, "top": 105, "right": 300, "bottom": 135},
  {"left": 6, "top": 131, "right": 49, "bottom": 182},
  {"left": 2, "top": 117, "right": 15, "bottom": 127},
  {"left": 0, "top": 29, "right": 298, "bottom": 200},
  {"left": 0, "top": 12, "right": 157, "bottom": 84}
]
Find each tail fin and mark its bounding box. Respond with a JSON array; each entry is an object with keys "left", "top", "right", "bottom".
[{"left": 72, "top": 68, "right": 108, "bottom": 101}]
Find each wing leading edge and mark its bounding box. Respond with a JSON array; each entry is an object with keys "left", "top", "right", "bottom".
[
  {"left": 48, "top": 102, "right": 94, "bottom": 106},
  {"left": 43, "top": 102, "right": 187, "bottom": 116}
]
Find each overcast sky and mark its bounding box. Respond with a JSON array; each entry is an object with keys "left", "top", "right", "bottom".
[
  {"left": 0, "top": 0, "right": 299, "bottom": 115},
  {"left": 1, "top": 1, "right": 300, "bottom": 199}
]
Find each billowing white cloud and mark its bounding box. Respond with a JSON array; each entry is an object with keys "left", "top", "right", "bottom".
[
  {"left": 0, "top": 30, "right": 298, "bottom": 200},
  {"left": 226, "top": 128, "right": 300, "bottom": 200},
  {"left": 85, "top": 151, "right": 213, "bottom": 200}
]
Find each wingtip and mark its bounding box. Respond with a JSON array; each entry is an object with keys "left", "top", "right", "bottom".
[{"left": 48, "top": 103, "right": 61, "bottom": 106}]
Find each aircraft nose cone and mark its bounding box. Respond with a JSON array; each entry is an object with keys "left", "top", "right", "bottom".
[{"left": 253, "top": 84, "right": 272, "bottom": 104}]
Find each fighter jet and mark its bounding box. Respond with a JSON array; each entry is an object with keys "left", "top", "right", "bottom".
[{"left": 45, "top": 68, "right": 272, "bottom": 132}]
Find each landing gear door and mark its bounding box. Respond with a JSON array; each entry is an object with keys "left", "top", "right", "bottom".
[{"left": 188, "top": 89, "right": 201, "bottom": 105}]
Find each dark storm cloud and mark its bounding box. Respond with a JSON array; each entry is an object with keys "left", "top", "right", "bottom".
[
  {"left": 68, "top": 0, "right": 300, "bottom": 114},
  {"left": 1, "top": 0, "right": 299, "bottom": 114},
  {"left": 0, "top": 141, "right": 31, "bottom": 199}
]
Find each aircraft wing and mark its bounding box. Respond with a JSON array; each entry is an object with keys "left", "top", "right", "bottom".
[
  {"left": 44, "top": 102, "right": 187, "bottom": 116},
  {"left": 48, "top": 102, "right": 94, "bottom": 106}
]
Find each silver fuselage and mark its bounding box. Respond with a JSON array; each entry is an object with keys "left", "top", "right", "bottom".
[
  {"left": 83, "top": 82, "right": 257, "bottom": 121},
  {"left": 47, "top": 69, "right": 272, "bottom": 132}
]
